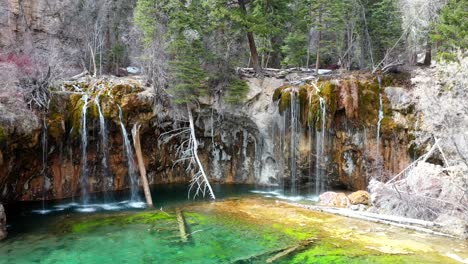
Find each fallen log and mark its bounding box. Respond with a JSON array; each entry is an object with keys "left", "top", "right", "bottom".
[
  {"left": 176, "top": 208, "right": 188, "bottom": 242},
  {"left": 280, "top": 202, "right": 456, "bottom": 238},
  {"left": 131, "top": 123, "right": 154, "bottom": 208}
]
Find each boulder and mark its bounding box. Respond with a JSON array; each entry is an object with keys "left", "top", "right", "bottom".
[
  {"left": 348, "top": 190, "right": 370, "bottom": 205},
  {"left": 384, "top": 87, "right": 413, "bottom": 112},
  {"left": 319, "top": 192, "right": 350, "bottom": 207},
  {"left": 0, "top": 204, "right": 6, "bottom": 240}
]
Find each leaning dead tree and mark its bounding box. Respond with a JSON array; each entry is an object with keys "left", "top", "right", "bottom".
[
  {"left": 132, "top": 123, "right": 154, "bottom": 208},
  {"left": 159, "top": 106, "right": 216, "bottom": 200}
]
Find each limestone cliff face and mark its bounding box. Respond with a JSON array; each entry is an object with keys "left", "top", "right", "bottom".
[
  {"left": 0, "top": 73, "right": 417, "bottom": 201},
  {"left": 0, "top": 0, "right": 72, "bottom": 52},
  {"left": 0, "top": 76, "right": 268, "bottom": 201},
  {"left": 0, "top": 0, "right": 136, "bottom": 75},
  {"left": 271, "top": 74, "right": 415, "bottom": 191}
]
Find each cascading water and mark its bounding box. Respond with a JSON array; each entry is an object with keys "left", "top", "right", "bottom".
[
  {"left": 315, "top": 97, "right": 327, "bottom": 195},
  {"left": 290, "top": 92, "right": 300, "bottom": 195},
  {"left": 376, "top": 77, "right": 384, "bottom": 180},
  {"left": 118, "top": 106, "right": 141, "bottom": 205},
  {"left": 80, "top": 93, "right": 90, "bottom": 206},
  {"left": 376, "top": 77, "right": 384, "bottom": 151},
  {"left": 33, "top": 117, "right": 52, "bottom": 214},
  {"left": 95, "top": 94, "right": 111, "bottom": 192}
]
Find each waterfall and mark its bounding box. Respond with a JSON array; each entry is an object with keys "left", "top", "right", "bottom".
[
  {"left": 80, "top": 93, "right": 90, "bottom": 205},
  {"left": 315, "top": 97, "right": 327, "bottom": 194},
  {"left": 95, "top": 94, "right": 111, "bottom": 191},
  {"left": 118, "top": 106, "right": 140, "bottom": 203},
  {"left": 376, "top": 77, "right": 384, "bottom": 180},
  {"left": 36, "top": 117, "right": 51, "bottom": 214},
  {"left": 290, "top": 93, "right": 300, "bottom": 195},
  {"left": 376, "top": 77, "right": 384, "bottom": 151}
]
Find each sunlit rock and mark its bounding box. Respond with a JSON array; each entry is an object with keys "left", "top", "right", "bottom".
[
  {"left": 319, "top": 192, "right": 350, "bottom": 207},
  {"left": 348, "top": 190, "right": 370, "bottom": 205}
]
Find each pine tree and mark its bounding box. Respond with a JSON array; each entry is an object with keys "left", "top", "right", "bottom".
[{"left": 432, "top": 0, "right": 468, "bottom": 61}]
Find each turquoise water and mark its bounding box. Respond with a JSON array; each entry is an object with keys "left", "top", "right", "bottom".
[
  {"left": 0, "top": 185, "right": 294, "bottom": 264},
  {"left": 1, "top": 185, "right": 466, "bottom": 263}
]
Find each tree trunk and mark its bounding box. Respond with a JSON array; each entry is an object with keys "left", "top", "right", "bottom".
[
  {"left": 187, "top": 106, "right": 216, "bottom": 200},
  {"left": 238, "top": 0, "right": 261, "bottom": 74},
  {"left": 131, "top": 124, "right": 154, "bottom": 208},
  {"left": 306, "top": 27, "right": 311, "bottom": 69},
  {"left": 424, "top": 39, "right": 432, "bottom": 66},
  {"left": 315, "top": 30, "right": 321, "bottom": 73},
  {"left": 89, "top": 43, "right": 97, "bottom": 77}
]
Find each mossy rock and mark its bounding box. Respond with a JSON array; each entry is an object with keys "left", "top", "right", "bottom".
[
  {"left": 272, "top": 85, "right": 290, "bottom": 102},
  {"left": 279, "top": 91, "right": 292, "bottom": 113},
  {"left": 357, "top": 79, "right": 380, "bottom": 127}
]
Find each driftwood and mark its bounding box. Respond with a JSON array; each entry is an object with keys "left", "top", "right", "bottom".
[
  {"left": 176, "top": 208, "right": 188, "bottom": 242},
  {"left": 281, "top": 201, "right": 456, "bottom": 238},
  {"left": 230, "top": 239, "right": 315, "bottom": 264},
  {"left": 21, "top": 67, "right": 51, "bottom": 110},
  {"left": 70, "top": 71, "right": 89, "bottom": 80},
  {"left": 131, "top": 123, "right": 154, "bottom": 208},
  {"left": 236, "top": 67, "right": 333, "bottom": 79}
]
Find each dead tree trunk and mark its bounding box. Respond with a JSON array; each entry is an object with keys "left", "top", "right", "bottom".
[
  {"left": 131, "top": 124, "right": 154, "bottom": 208},
  {"left": 315, "top": 7, "right": 323, "bottom": 74},
  {"left": 187, "top": 106, "right": 216, "bottom": 200},
  {"left": 424, "top": 39, "right": 432, "bottom": 66}
]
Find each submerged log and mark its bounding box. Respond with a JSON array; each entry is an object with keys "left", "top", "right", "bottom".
[
  {"left": 176, "top": 208, "right": 188, "bottom": 242},
  {"left": 131, "top": 123, "right": 154, "bottom": 208},
  {"left": 266, "top": 239, "right": 315, "bottom": 263},
  {"left": 230, "top": 239, "right": 315, "bottom": 264}
]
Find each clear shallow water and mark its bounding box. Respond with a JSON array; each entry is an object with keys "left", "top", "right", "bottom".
[{"left": 1, "top": 185, "right": 466, "bottom": 264}]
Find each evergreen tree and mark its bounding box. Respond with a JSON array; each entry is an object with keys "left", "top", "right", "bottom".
[
  {"left": 432, "top": 0, "right": 468, "bottom": 60},
  {"left": 367, "top": 0, "right": 403, "bottom": 64}
]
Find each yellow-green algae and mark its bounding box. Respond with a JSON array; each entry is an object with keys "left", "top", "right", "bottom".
[{"left": 59, "top": 210, "right": 175, "bottom": 234}]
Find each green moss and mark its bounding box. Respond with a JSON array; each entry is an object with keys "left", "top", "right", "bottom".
[
  {"left": 279, "top": 91, "right": 292, "bottom": 112},
  {"left": 68, "top": 211, "right": 175, "bottom": 234},
  {"left": 48, "top": 112, "right": 65, "bottom": 140},
  {"left": 273, "top": 85, "right": 289, "bottom": 102},
  {"left": 320, "top": 81, "right": 337, "bottom": 119},
  {"left": 357, "top": 80, "right": 380, "bottom": 127},
  {"left": 68, "top": 94, "right": 85, "bottom": 138},
  {"left": 380, "top": 117, "right": 400, "bottom": 134}
]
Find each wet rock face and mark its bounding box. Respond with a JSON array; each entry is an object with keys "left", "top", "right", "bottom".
[
  {"left": 0, "top": 73, "right": 416, "bottom": 201},
  {"left": 0, "top": 204, "right": 6, "bottom": 240},
  {"left": 0, "top": 77, "right": 269, "bottom": 201},
  {"left": 272, "top": 74, "right": 415, "bottom": 191}
]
